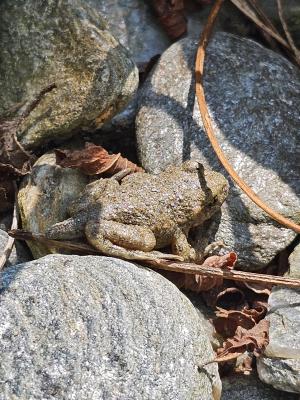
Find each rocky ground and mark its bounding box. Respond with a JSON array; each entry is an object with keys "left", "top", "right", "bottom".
[{"left": 0, "top": 1, "right": 300, "bottom": 399}]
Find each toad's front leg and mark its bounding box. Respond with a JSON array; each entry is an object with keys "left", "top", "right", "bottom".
[
  {"left": 85, "top": 220, "right": 183, "bottom": 261},
  {"left": 171, "top": 228, "right": 197, "bottom": 262}
]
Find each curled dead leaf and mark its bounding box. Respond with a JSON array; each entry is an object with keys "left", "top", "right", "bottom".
[
  {"left": 161, "top": 252, "right": 237, "bottom": 292},
  {"left": 150, "top": 0, "right": 187, "bottom": 40},
  {"left": 238, "top": 281, "right": 272, "bottom": 295},
  {"left": 215, "top": 319, "right": 270, "bottom": 363},
  {"left": 214, "top": 307, "right": 256, "bottom": 338},
  {"left": 55, "top": 143, "right": 144, "bottom": 176}
]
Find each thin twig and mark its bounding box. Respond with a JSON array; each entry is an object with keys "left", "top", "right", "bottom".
[
  {"left": 0, "top": 182, "right": 18, "bottom": 271},
  {"left": 276, "top": 0, "right": 300, "bottom": 66},
  {"left": 146, "top": 259, "right": 300, "bottom": 288},
  {"left": 230, "top": 0, "right": 290, "bottom": 49},
  {"left": 8, "top": 230, "right": 300, "bottom": 288},
  {"left": 250, "top": 0, "right": 282, "bottom": 51},
  {"left": 8, "top": 230, "right": 101, "bottom": 255},
  {"left": 195, "top": 0, "right": 300, "bottom": 234}
]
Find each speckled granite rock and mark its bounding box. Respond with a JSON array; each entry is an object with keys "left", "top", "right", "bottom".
[
  {"left": 18, "top": 152, "right": 88, "bottom": 258},
  {"left": 0, "top": 255, "right": 221, "bottom": 399},
  {"left": 136, "top": 32, "right": 300, "bottom": 270},
  {"left": 257, "top": 286, "right": 300, "bottom": 393},
  {"left": 221, "top": 373, "right": 299, "bottom": 400},
  {"left": 0, "top": 229, "right": 32, "bottom": 267},
  {"left": 0, "top": 0, "right": 138, "bottom": 148}
]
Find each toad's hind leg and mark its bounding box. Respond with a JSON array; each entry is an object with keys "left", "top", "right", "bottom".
[{"left": 85, "top": 220, "right": 183, "bottom": 261}]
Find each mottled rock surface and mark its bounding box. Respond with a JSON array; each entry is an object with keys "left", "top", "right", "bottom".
[
  {"left": 0, "top": 255, "right": 221, "bottom": 399},
  {"left": 136, "top": 32, "right": 300, "bottom": 270},
  {"left": 221, "top": 373, "right": 299, "bottom": 400},
  {"left": 18, "top": 153, "right": 88, "bottom": 258},
  {"left": 0, "top": 0, "right": 138, "bottom": 148},
  {"left": 257, "top": 286, "right": 300, "bottom": 393},
  {"left": 91, "top": 0, "right": 170, "bottom": 63}
]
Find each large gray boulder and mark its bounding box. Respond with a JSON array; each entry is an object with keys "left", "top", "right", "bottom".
[
  {"left": 0, "top": 255, "right": 221, "bottom": 400},
  {"left": 136, "top": 32, "right": 300, "bottom": 270},
  {"left": 0, "top": 0, "right": 138, "bottom": 148}
]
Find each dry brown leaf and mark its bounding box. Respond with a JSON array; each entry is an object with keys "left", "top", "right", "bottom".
[
  {"left": 150, "top": 0, "right": 212, "bottom": 40},
  {"left": 215, "top": 319, "right": 270, "bottom": 362},
  {"left": 55, "top": 143, "right": 144, "bottom": 176},
  {"left": 161, "top": 252, "right": 237, "bottom": 292},
  {"left": 213, "top": 302, "right": 268, "bottom": 339},
  {"left": 241, "top": 281, "right": 272, "bottom": 295},
  {"left": 150, "top": 0, "right": 187, "bottom": 40},
  {"left": 213, "top": 307, "right": 256, "bottom": 338}
]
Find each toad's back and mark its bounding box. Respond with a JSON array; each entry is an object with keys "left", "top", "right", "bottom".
[{"left": 99, "top": 169, "right": 212, "bottom": 231}]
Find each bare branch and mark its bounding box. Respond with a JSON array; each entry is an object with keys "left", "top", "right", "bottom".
[{"left": 8, "top": 230, "right": 300, "bottom": 288}]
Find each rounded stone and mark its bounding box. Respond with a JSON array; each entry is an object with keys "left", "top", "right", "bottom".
[
  {"left": 136, "top": 32, "right": 300, "bottom": 270},
  {"left": 0, "top": 254, "right": 221, "bottom": 399},
  {"left": 257, "top": 286, "right": 300, "bottom": 394},
  {"left": 0, "top": 0, "right": 139, "bottom": 148}
]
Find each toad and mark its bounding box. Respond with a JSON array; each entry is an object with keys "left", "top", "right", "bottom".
[{"left": 46, "top": 161, "right": 229, "bottom": 261}]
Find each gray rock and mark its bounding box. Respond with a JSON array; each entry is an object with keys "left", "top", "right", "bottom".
[
  {"left": 18, "top": 152, "right": 89, "bottom": 258},
  {"left": 136, "top": 32, "right": 300, "bottom": 270},
  {"left": 0, "top": 254, "right": 221, "bottom": 399},
  {"left": 91, "top": 0, "right": 170, "bottom": 64},
  {"left": 221, "top": 373, "right": 299, "bottom": 400},
  {"left": 0, "top": 0, "right": 138, "bottom": 149},
  {"left": 0, "top": 229, "right": 32, "bottom": 267},
  {"left": 288, "top": 243, "right": 300, "bottom": 278},
  {"left": 186, "top": 291, "right": 221, "bottom": 351},
  {"left": 258, "top": 357, "right": 300, "bottom": 394},
  {"left": 257, "top": 286, "right": 300, "bottom": 393}
]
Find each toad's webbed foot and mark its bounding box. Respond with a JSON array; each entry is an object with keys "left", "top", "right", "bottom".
[{"left": 85, "top": 220, "right": 183, "bottom": 262}]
